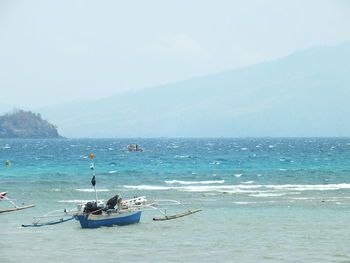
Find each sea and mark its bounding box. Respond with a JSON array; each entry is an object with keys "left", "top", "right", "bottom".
[{"left": 1, "top": 138, "right": 350, "bottom": 263}]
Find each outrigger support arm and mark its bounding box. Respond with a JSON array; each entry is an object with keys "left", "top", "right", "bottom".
[
  {"left": 152, "top": 209, "right": 202, "bottom": 221},
  {"left": 145, "top": 199, "right": 202, "bottom": 221}
]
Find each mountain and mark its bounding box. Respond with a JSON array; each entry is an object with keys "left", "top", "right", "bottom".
[
  {"left": 40, "top": 41, "right": 350, "bottom": 138},
  {"left": 0, "top": 109, "right": 63, "bottom": 138}
]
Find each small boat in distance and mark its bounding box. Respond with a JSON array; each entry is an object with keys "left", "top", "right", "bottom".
[
  {"left": 0, "top": 192, "right": 35, "bottom": 213},
  {"left": 127, "top": 143, "right": 144, "bottom": 152}
]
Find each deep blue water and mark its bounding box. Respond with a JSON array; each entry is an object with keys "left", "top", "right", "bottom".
[{"left": 1, "top": 138, "right": 350, "bottom": 262}]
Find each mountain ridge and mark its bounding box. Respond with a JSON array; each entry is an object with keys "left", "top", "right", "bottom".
[{"left": 3, "top": 41, "right": 350, "bottom": 138}]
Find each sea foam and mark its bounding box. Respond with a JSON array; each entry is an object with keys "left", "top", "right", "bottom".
[
  {"left": 165, "top": 180, "right": 225, "bottom": 185},
  {"left": 75, "top": 188, "right": 110, "bottom": 192}
]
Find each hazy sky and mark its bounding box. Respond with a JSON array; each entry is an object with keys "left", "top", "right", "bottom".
[{"left": 0, "top": 0, "right": 349, "bottom": 108}]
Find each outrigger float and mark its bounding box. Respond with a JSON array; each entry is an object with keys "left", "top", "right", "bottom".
[
  {"left": 0, "top": 192, "right": 35, "bottom": 214},
  {"left": 21, "top": 209, "right": 75, "bottom": 227},
  {"left": 22, "top": 154, "right": 201, "bottom": 228}
]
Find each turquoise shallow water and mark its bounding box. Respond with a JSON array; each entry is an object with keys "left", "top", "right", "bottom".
[{"left": 1, "top": 138, "right": 350, "bottom": 262}]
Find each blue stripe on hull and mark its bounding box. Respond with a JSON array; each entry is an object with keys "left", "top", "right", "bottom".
[{"left": 75, "top": 211, "right": 142, "bottom": 228}]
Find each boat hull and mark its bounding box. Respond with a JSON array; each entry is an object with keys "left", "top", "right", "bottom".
[{"left": 75, "top": 210, "right": 142, "bottom": 228}]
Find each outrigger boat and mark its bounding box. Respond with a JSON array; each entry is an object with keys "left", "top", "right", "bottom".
[
  {"left": 73, "top": 154, "right": 147, "bottom": 228},
  {"left": 21, "top": 154, "right": 201, "bottom": 228},
  {"left": 0, "top": 192, "right": 35, "bottom": 213},
  {"left": 73, "top": 154, "right": 201, "bottom": 228}
]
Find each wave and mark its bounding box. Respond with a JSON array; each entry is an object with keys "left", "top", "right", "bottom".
[
  {"left": 174, "top": 155, "right": 192, "bottom": 159},
  {"left": 164, "top": 180, "right": 225, "bottom": 185},
  {"left": 124, "top": 185, "right": 172, "bottom": 190},
  {"left": 122, "top": 183, "right": 350, "bottom": 194},
  {"left": 123, "top": 185, "right": 259, "bottom": 193},
  {"left": 57, "top": 200, "right": 92, "bottom": 203},
  {"left": 248, "top": 192, "right": 291, "bottom": 197},
  {"left": 233, "top": 201, "right": 278, "bottom": 205},
  {"left": 264, "top": 183, "right": 350, "bottom": 191},
  {"left": 75, "top": 188, "right": 110, "bottom": 192}
]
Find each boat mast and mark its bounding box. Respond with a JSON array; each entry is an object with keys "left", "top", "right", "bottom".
[{"left": 89, "top": 153, "right": 98, "bottom": 204}]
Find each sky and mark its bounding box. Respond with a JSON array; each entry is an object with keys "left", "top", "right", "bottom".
[{"left": 0, "top": 0, "right": 350, "bottom": 108}]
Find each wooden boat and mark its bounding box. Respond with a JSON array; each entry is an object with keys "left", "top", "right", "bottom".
[
  {"left": 75, "top": 207, "right": 142, "bottom": 228},
  {"left": 0, "top": 192, "right": 35, "bottom": 213},
  {"left": 74, "top": 154, "right": 146, "bottom": 228},
  {"left": 74, "top": 195, "right": 148, "bottom": 228}
]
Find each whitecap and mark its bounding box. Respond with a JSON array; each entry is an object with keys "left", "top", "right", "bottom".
[
  {"left": 179, "top": 185, "right": 260, "bottom": 193},
  {"left": 75, "top": 189, "right": 110, "bottom": 192},
  {"left": 249, "top": 192, "right": 288, "bottom": 197},
  {"left": 175, "top": 155, "right": 191, "bottom": 159},
  {"left": 122, "top": 183, "right": 350, "bottom": 194},
  {"left": 57, "top": 200, "right": 92, "bottom": 203},
  {"left": 266, "top": 183, "right": 350, "bottom": 191},
  {"left": 165, "top": 180, "right": 225, "bottom": 185},
  {"left": 123, "top": 185, "right": 172, "bottom": 190},
  {"left": 233, "top": 201, "right": 257, "bottom": 205}
]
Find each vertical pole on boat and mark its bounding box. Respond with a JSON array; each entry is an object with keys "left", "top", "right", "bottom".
[{"left": 89, "top": 153, "right": 98, "bottom": 204}]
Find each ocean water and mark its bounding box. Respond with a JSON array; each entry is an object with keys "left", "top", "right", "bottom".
[{"left": 1, "top": 138, "right": 350, "bottom": 262}]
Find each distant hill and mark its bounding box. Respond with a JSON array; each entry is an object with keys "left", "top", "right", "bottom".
[
  {"left": 40, "top": 41, "right": 350, "bottom": 138},
  {"left": 0, "top": 109, "right": 63, "bottom": 138}
]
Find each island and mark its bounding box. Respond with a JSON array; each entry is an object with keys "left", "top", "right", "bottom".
[{"left": 0, "top": 109, "right": 63, "bottom": 138}]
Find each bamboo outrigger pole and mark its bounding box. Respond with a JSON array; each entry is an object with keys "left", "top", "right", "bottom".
[{"left": 153, "top": 209, "right": 202, "bottom": 221}]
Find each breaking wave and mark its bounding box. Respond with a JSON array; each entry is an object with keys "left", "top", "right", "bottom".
[
  {"left": 57, "top": 200, "right": 92, "bottom": 203},
  {"left": 75, "top": 188, "right": 110, "bottom": 192},
  {"left": 122, "top": 183, "right": 350, "bottom": 194},
  {"left": 165, "top": 180, "right": 225, "bottom": 185}
]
